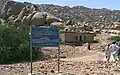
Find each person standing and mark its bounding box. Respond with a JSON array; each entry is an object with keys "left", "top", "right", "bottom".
[
  {"left": 86, "top": 43, "right": 91, "bottom": 50},
  {"left": 105, "top": 44, "right": 111, "bottom": 62},
  {"left": 116, "top": 42, "right": 120, "bottom": 59},
  {"left": 109, "top": 42, "right": 120, "bottom": 62}
]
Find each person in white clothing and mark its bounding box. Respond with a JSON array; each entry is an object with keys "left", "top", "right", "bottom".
[{"left": 109, "top": 42, "right": 120, "bottom": 62}]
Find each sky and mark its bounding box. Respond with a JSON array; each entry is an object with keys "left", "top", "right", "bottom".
[{"left": 13, "top": 0, "right": 120, "bottom": 10}]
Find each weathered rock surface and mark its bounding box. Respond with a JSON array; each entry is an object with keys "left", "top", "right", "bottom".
[{"left": 1, "top": 1, "right": 120, "bottom": 28}]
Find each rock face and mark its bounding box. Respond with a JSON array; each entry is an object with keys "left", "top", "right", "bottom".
[
  {"left": 0, "top": 0, "right": 9, "bottom": 10},
  {"left": 1, "top": 1, "right": 25, "bottom": 19},
  {"left": 1, "top": 1, "right": 63, "bottom": 25},
  {"left": 1, "top": 1, "right": 120, "bottom": 27},
  {"left": 38, "top": 5, "right": 120, "bottom": 22}
]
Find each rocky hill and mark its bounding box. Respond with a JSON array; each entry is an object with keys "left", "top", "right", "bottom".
[
  {"left": 0, "top": 1, "right": 120, "bottom": 29},
  {"left": 1, "top": 1, "right": 120, "bottom": 22},
  {"left": 23, "top": 2, "right": 120, "bottom": 29},
  {"left": 23, "top": 2, "right": 120, "bottom": 22},
  {"left": 37, "top": 4, "right": 120, "bottom": 22}
]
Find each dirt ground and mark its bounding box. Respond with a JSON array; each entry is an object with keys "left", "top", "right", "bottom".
[{"left": 0, "top": 33, "right": 120, "bottom": 75}]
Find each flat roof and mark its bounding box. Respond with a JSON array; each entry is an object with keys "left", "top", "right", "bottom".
[{"left": 61, "top": 31, "right": 95, "bottom": 34}]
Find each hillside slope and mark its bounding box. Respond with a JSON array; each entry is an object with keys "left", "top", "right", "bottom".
[{"left": 1, "top": 1, "right": 120, "bottom": 23}]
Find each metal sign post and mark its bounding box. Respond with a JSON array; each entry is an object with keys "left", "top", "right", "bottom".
[
  {"left": 30, "top": 26, "right": 33, "bottom": 74},
  {"left": 58, "top": 29, "right": 60, "bottom": 73},
  {"left": 30, "top": 27, "right": 60, "bottom": 74},
  {"left": 58, "top": 46, "right": 60, "bottom": 73}
]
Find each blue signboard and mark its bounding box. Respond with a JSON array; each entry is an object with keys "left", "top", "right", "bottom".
[{"left": 31, "top": 27, "right": 59, "bottom": 47}]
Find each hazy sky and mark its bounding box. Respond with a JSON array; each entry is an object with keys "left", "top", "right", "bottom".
[{"left": 13, "top": 0, "right": 120, "bottom": 10}]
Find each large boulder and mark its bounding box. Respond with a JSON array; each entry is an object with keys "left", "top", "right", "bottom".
[
  {"left": 30, "top": 12, "right": 47, "bottom": 25},
  {"left": 21, "top": 16, "right": 28, "bottom": 25},
  {"left": 46, "top": 16, "right": 60, "bottom": 25},
  {"left": 21, "top": 11, "right": 63, "bottom": 26},
  {"left": 30, "top": 12, "right": 62, "bottom": 25},
  {"left": 1, "top": 1, "right": 26, "bottom": 19},
  {"left": 36, "top": 12, "right": 61, "bottom": 24},
  {"left": 7, "top": 15, "right": 16, "bottom": 24},
  {"left": 0, "top": 0, "right": 9, "bottom": 10},
  {"left": 1, "top": 1, "right": 63, "bottom": 26},
  {"left": 22, "top": 11, "right": 37, "bottom": 25},
  {"left": 1, "top": 1, "right": 15, "bottom": 19}
]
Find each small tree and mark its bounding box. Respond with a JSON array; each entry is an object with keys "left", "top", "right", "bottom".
[{"left": 0, "top": 25, "right": 44, "bottom": 64}]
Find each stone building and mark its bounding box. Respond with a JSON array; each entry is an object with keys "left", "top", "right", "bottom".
[{"left": 60, "top": 31, "right": 96, "bottom": 45}]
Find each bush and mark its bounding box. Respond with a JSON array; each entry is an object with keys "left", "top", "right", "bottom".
[
  {"left": 0, "top": 25, "right": 43, "bottom": 64},
  {"left": 60, "top": 41, "right": 65, "bottom": 44},
  {"left": 108, "top": 36, "right": 120, "bottom": 41}
]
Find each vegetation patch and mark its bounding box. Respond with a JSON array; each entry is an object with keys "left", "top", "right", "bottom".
[
  {"left": 0, "top": 24, "right": 45, "bottom": 64},
  {"left": 108, "top": 36, "right": 120, "bottom": 42}
]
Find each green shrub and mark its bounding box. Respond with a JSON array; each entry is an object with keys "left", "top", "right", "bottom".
[
  {"left": 60, "top": 41, "right": 65, "bottom": 44},
  {"left": 108, "top": 36, "right": 120, "bottom": 42},
  {"left": 0, "top": 25, "right": 43, "bottom": 64}
]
